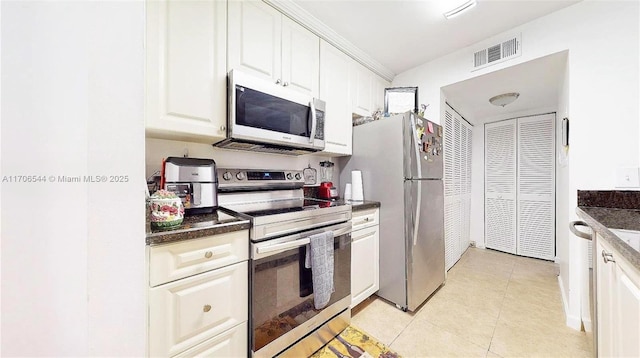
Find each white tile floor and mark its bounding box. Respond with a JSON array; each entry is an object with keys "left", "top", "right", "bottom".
[{"left": 351, "top": 248, "right": 593, "bottom": 357}]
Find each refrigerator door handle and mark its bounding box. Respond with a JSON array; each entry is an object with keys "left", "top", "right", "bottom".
[
  {"left": 413, "top": 181, "right": 421, "bottom": 246},
  {"left": 409, "top": 114, "right": 422, "bottom": 246},
  {"left": 409, "top": 113, "right": 423, "bottom": 179}
]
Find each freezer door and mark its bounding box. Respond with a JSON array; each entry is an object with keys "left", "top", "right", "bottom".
[
  {"left": 404, "top": 179, "right": 445, "bottom": 311},
  {"left": 404, "top": 113, "right": 444, "bottom": 180}
]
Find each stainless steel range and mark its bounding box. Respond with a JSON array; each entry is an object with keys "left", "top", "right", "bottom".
[{"left": 217, "top": 168, "right": 352, "bottom": 358}]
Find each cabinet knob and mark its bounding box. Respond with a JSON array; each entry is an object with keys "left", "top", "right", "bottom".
[
  {"left": 204, "top": 251, "right": 213, "bottom": 259},
  {"left": 203, "top": 304, "right": 212, "bottom": 313},
  {"left": 276, "top": 79, "right": 282, "bottom": 85},
  {"left": 283, "top": 82, "right": 289, "bottom": 87},
  {"left": 602, "top": 250, "right": 615, "bottom": 264},
  {"left": 364, "top": 218, "right": 370, "bottom": 222},
  {"left": 219, "top": 125, "right": 226, "bottom": 131}
]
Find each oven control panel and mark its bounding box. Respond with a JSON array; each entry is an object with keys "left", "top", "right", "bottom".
[{"left": 217, "top": 168, "right": 304, "bottom": 189}]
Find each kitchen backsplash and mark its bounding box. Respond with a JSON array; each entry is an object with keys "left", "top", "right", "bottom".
[{"left": 146, "top": 138, "right": 341, "bottom": 188}]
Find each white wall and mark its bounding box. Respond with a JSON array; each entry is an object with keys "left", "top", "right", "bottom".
[
  {"left": 394, "top": 0, "right": 639, "bottom": 329},
  {"left": 146, "top": 138, "right": 340, "bottom": 188},
  {"left": 1, "top": 1, "right": 146, "bottom": 355}
]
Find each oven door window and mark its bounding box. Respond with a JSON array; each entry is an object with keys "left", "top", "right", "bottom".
[
  {"left": 251, "top": 234, "right": 351, "bottom": 352},
  {"left": 236, "top": 86, "right": 311, "bottom": 137}
]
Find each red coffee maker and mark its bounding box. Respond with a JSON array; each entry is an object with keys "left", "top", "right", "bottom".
[{"left": 318, "top": 161, "right": 339, "bottom": 199}]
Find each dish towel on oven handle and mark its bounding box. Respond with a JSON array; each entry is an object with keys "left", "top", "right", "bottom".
[{"left": 305, "top": 231, "right": 335, "bottom": 310}]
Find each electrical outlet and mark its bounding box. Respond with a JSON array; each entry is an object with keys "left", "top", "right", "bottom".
[{"left": 615, "top": 167, "right": 640, "bottom": 188}]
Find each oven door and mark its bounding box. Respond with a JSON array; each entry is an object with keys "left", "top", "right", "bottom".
[
  {"left": 251, "top": 221, "right": 351, "bottom": 357},
  {"left": 229, "top": 70, "right": 325, "bottom": 150}
]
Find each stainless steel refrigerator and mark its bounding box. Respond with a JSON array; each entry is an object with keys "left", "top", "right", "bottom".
[{"left": 340, "top": 112, "right": 445, "bottom": 311}]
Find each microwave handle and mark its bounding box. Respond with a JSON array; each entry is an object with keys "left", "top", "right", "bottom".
[{"left": 309, "top": 99, "right": 317, "bottom": 143}]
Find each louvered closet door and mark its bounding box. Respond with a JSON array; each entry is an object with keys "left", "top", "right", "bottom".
[
  {"left": 485, "top": 120, "right": 517, "bottom": 254},
  {"left": 444, "top": 105, "right": 473, "bottom": 270},
  {"left": 444, "top": 109, "right": 459, "bottom": 270},
  {"left": 460, "top": 121, "right": 473, "bottom": 256},
  {"left": 517, "top": 114, "right": 555, "bottom": 260}
]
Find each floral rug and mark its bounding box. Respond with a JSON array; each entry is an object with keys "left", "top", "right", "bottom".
[{"left": 310, "top": 325, "right": 401, "bottom": 358}]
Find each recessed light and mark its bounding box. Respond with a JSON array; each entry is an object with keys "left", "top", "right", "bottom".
[
  {"left": 489, "top": 92, "right": 520, "bottom": 107},
  {"left": 443, "top": 0, "right": 477, "bottom": 19}
]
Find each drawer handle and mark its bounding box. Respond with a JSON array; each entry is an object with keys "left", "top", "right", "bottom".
[
  {"left": 204, "top": 251, "right": 213, "bottom": 259},
  {"left": 364, "top": 218, "right": 370, "bottom": 222},
  {"left": 203, "top": 304, "right": 212, "bottom": 313},
  {"left": 602, "top": 250, "right": 615, "bottom": 264}
]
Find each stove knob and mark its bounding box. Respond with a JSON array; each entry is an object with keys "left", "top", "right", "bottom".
[
  {"left": 286, "top": 173, "right": 293, "bottom": 180},
  {"left": 295, "top": 173, "right": 302, "bottom": 180},
  {"left": 236, "top": 172, "right": 246, "bottom": 180},
  {"left": 222, "top": 172, "right": 232, "bottom": 181}
]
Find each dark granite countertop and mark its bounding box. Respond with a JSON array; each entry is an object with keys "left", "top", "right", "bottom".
[
  {"left": 347, "top": 200, "right": 381, "bottom": 212},
  {"left": 146, "top": 209, "right": 250, "bottom": 245},
  {"left": 576, "top": 190, "right": 640, "bottom": 272}
]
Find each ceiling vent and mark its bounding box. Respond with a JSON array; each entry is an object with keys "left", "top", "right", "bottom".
[{"left": 472, "top": 34, "right": 521, "bottom": 71}]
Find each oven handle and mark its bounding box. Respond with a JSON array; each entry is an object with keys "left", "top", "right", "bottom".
[
  {"left": 255, "top": 222, "right": 352, "bottom": 255},
  {"left": 257, "top": 237, "right": 310, "bottom": 254}
]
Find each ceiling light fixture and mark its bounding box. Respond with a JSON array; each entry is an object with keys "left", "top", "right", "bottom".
[
  {"left": 443, "top": 0, "right": 477, "bottom": 19},
  {"left": 489, "top": 92, "right": 520, "bottom": 107}
]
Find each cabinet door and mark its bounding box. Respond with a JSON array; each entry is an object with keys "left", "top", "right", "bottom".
[
  {"left": 281, "top": 17, "right": 319, "bottom": 97},
  {"left": 228, "top": 0, "right": 281, "bottom": 83},
  {"left": 350, "top": 61, "right": 373, "bottom": 117},
  {"left": 351, "top": 225, "right": 379, "bottom": 308},
  {"left": 145, "top": 0, "right": 227, "bottom": 142},
  {"left": 148, "top": 262, "right": 248, "bottom": 357},
  {"left": 615, "top": 263, "right": 640, "bottom": 357},
  {"left": 372, "top": 74, "right": 390, "bottom": 115},
  {"left": 596, "top": 238, "right": 616, "bottom": 357},
  {"left": 319, "top": 40, "right": 352, "bottom": 155}
]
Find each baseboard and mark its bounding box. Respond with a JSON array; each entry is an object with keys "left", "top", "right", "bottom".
[{"left": 558, "top": 275, "right": 582, "bottom": 330}]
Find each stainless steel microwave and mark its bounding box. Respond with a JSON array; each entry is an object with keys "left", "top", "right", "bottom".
[{"left": 215, "top": 70, "right": 325, "bottom": 155}]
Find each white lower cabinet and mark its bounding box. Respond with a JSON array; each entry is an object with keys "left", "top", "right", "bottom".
[
  {"left": 351, "top": 208, "right": 380, "bottom": 307},
  {"left": 596, "top": 233, "right": 640, "bottom": 358},
  {"left": 147, "top": 230, "right": 249, "bottom": 358},
  {"left": 174, "top": 322, "right": 247, "bottom": 358}
]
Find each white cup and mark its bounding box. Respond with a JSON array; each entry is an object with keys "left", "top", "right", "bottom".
[
  {"left": 351, "top": 170, "right": 364, "bottom": 201},
  {"left": 344, "top": 183, "right": 352, "bottom": 200}
]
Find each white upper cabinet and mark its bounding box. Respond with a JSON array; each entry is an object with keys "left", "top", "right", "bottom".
[
  {"left": 281, "top": 17, "right": 320, "bottom": 97},
  {"left": 145, "top": 0, "right": 227, "bottom": 143},
  {"left": 349, "top": 61, "right": 373, "bottom": 117},
  {"left": 373, "top": 75, "right": 390, "bottom": 115},
  {"left": 349, "top": 60, "right": 390, "bottom": 117},
  {"left": 228, "top": 0, "right": 319, "bottom": 97},
  {"left": 319, "top": 40, "right": 352, "bottom": 156}
]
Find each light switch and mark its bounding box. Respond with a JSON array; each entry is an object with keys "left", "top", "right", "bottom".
[{"left": 615, "top": 167, "right": 640, "bottom": 188}]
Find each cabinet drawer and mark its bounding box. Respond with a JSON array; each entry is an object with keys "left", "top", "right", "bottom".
[
  {"left": 149, "top": 261, "right": 248, "bottom": 357},
  {"left": 149, "top": 230, "right": 248, "bottom": 287},
  {"left": 173, "top": 321, "right": 248, "bottom": 358},
  {"left": 352, "top": 208, "right": 379, "bottom": 231}
]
